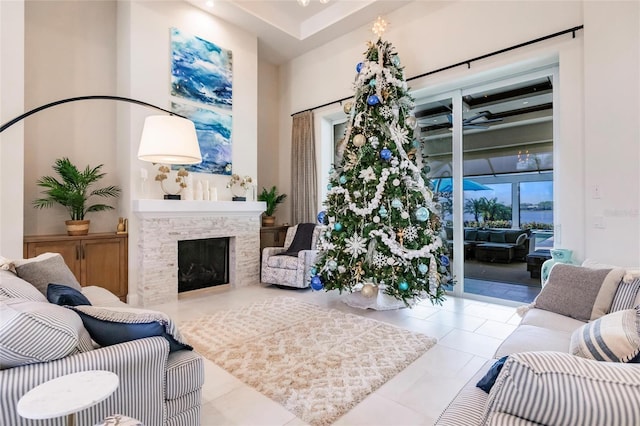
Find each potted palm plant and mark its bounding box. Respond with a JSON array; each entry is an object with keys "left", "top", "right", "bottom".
[
  {"left": 33, "top": 157, "right": 121, "bottom": 236},
  {"left": 257, "top": 186, "right": 287, "bottom": 227}
]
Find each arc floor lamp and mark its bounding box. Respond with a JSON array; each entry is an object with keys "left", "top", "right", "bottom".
[{"left": 0, "top": 95, "right": 202, "bottom": 199}]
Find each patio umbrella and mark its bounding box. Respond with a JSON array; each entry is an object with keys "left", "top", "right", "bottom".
[{"left": 431, "top": 177, "right": 491, "bottom": 193}]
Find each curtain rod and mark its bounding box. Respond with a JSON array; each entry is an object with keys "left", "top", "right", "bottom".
[{"left": 291, "top": 25, "right": 584, "bottom": 117}]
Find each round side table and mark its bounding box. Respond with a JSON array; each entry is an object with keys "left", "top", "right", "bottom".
[{"left": 17, "top": 370, "right": 119, "bottom": 426}]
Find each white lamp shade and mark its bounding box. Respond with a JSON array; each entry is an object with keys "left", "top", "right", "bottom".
[{"left": 137, "top": 115, "right": 202, "bottom": 165}]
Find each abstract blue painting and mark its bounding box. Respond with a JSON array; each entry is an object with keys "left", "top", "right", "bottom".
[
  {"left": 171, "top": 102, "right": 232, "bottom": 175},
  {"left": 171, "top": 28, "right": 232, "bottom": 109}
]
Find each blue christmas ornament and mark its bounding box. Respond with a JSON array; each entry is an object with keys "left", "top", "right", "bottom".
[
  {"left": 398, "top": 281, "right": 409, "bottom": 291},
  {"left": 415, "top": 206, "right": 429, "bottom": 222},
  {"left": 392, "top": 55, "right": 401, "bottom": 67},
  {"left": 334, "top": 222, "right": 343, "bottom": 231},
  {"left": 367, "top": 95, "right": 380, "bottom": 106},
  {"left": 310, "top": 267, "right": 318, "bottom": 276},
  {"left": 412, "top": 139, "right": 421, "bottom": 148},
  {"left": 369, "top": 78, "right": 377, "bottom": 87},
  {"left": 418, "top": 263, "right": 428, "bottom": 274},
  {"left": 380, "top": 148, "right": 392, "bottom": 161},
  {"left": 356, "top": 62, "right": 363, "bottom": 73},
  {"left": 327, "top": 183, "right": 332, "bottom": 190},
  {"left": 311, "top": 275, "right": 323, "bottom": 291},
  {"left": 327, "top": 260, "right": 338, "bottom": 271},
  {"left": 379, "top": 206, "right": 388, "bottom": 218},
  {"left": 339, "top": 175, "right": 347, "bottom": 185},
  {"left": 440, "top": 255, "right": 450, "bottom": 267},
  {"left": 317, "top": 210, "right": 328, "bottom": 225},
  {"left": 391, "top": 198, "right": 402, "bottom": 209}
]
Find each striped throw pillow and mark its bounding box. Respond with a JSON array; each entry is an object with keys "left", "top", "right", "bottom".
[
  {"left": 482, "top": 351, "right": 640, "bottom": 425},
  {"left": 0, "top": 298, "right": 93, "bottom": 369},
  {"left": 0, "top": 271, "right": 47, "bottom": 302},
  {"left": 610, "top": 278, "right": 640, "bottom": 312},
  {"left": 570, "top": 307, "right": 640, "bottom": 362}
]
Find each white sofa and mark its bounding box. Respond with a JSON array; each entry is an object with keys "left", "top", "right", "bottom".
[
  {"left": 436, "top": 263, "right": 640, "bottom": 425},
  {"left": 0, "top": 257, "right": 204, "bottom": 426}
]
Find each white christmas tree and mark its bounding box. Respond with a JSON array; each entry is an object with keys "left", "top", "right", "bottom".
[{"left": 311, "top": 20, "right": 452, "bottom": 306}]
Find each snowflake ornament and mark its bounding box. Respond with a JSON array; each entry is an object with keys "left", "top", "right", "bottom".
[
  {"left": 390, "top": 124, "right": 409, "bottom": 145},
  {"left": 372, "top": 252, "right": 387, "bottom": 267},
  {"left": 380, "top": 106, "right": 393, "bottom": 119},
  {"left": 344, "top": 233, "right": 368, "bottom": 257},
  {"left": 404, "top": 225, "right": 418, "bottom": 242}
]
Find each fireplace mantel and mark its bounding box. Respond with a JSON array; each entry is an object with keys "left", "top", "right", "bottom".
[
  {"left": 132, "top": 199, "right": 265, "bottom": 306},
  {"left": 132, "top": 199, "right": 266, "bottom": 217}
]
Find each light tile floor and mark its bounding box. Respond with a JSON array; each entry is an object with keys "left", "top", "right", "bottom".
[{"left": 149, "top": 283, "right": 522, "bottom": 426}]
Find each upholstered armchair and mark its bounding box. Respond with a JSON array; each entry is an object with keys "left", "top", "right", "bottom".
[{"left": 261, "top": 224, "right": 322, "bottom": 288}]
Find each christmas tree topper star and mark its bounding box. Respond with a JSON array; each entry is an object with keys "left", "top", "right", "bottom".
[{"left": 372, "top": 16, "right": 388, "bottom": 38}]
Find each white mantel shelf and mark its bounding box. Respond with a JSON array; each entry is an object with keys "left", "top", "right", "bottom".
[{"left": 132, "top": 199, "right": 266, "bottom": 217}]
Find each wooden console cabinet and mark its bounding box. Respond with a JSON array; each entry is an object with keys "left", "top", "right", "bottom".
[
  {"left": 24, "top": 233, "right": 128, "bottom": 301},
  {"left": 259, "top": 225, "right": 290, "bottom": 254}
]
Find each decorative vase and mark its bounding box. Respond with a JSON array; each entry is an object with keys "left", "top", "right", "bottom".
[
  {"left": 540, "top": 248, "right": 574, "bottom": 286},
  {"left": 65, "top": 220, "right": 90, "bottom": 236},
  {"left": 262, "top": 215, "right": 276, "bottom": 227}
]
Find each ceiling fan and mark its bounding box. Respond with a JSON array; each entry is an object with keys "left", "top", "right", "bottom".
[{"left": 447, "top": 111, "right": 503, "bottom": 129}]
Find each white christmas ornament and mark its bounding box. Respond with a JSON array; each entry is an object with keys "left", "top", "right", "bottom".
[{"left": 344, "top": 233, "right": 368, "bottom": 257}]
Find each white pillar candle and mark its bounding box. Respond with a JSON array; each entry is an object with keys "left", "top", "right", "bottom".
[
  {"left": 194, "top": 180, "right": 203, "bottom": 201},
  {"left": 203, "top": 181, "right": 210, "bottom": 201}
]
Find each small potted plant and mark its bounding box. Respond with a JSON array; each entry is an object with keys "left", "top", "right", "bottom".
[
  {"left": 33, "top": 157, "right": 121, "bottom": 235},
  {"left": 257, "top": 186, "right": 287, "bottom": 227}
]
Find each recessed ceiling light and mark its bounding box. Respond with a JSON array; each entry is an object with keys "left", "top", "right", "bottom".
[{"left": 205, "top": 0, "right": 214, "bottom": 7}]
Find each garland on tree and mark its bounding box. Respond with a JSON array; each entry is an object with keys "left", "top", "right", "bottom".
[{"left": 311, "top": 38, "right": 453, "bottom": 306}]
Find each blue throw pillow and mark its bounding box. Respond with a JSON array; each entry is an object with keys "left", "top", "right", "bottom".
[
  {"left": 47, "top": 283, "right": 92, "bottom": 306},
  {"left": 476, "top": 356, "right": 508, "bottom": 393},
  {"left": 70, "top": 306, "right": 192, "bottom": 353}
]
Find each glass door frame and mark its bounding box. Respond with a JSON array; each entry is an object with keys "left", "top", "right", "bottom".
[{"left": 418, "top": 66, "right": 559, "bottom": 301}]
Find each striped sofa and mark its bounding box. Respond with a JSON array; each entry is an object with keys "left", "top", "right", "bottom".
[
  {"left": 0, "top": 269, "right": 204, "bottom": 426},
  {"left": 436, "top": 263, "right": 640, "bottom": 425}
]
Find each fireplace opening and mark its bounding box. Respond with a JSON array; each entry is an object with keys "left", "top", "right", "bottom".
[{"left": 178, "top": 237, "right": 229, "bottom": 292}]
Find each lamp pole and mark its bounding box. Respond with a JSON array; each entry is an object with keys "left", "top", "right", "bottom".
[{"left": 0, "top": 95, "right": 186, "bottom": 133}]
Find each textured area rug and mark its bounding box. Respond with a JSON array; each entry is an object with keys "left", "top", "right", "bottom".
[{"left": 179, "top": 297, "right": 437, "bottom": 426}]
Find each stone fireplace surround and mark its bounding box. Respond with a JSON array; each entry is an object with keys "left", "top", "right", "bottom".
[{"left": 133, "top": 200, "right": 265, "bottom": 306}]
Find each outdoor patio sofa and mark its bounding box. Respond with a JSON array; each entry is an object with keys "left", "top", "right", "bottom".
[
  {"left": 0, "top": 254, "right": 204, "bottom": 425},
  {"left": 436, "top": 262, "right": 640, "bottom": 425},
  {"left": 445, "top": 227, "right": 530, "bottom": 262}
]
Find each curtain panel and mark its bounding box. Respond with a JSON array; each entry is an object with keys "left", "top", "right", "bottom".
[{"left": 291, "top": 111, "right": 317, "bottom": 224}]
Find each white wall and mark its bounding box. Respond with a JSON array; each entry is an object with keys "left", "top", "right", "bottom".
[
  {"left": 258, "top": 59, "right": 289, "bottom": 224},
  {"left": 117, "top": 1, "right": 259, "bottom": 304},
  {"left": 0, "top": 0, "right": 25, "bottom": 258},
  {"left": 22, "top": 0, "right": 119, "bottom": 237},
  {"left": 277, "top": 1, "right": 640, "bottom": 266},
  {"left": 121, "top": 1, "right": 258, "bottom": 205},
  {"left": 0, "top": 1, "right": 259, "bottom": 304},
  {"left": 583, "top": 1, "right": 640, "bottom": 265}
]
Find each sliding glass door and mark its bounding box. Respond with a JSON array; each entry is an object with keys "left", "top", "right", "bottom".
[{"left": 417, "top": 68, "right": 556, "bottom": 303}]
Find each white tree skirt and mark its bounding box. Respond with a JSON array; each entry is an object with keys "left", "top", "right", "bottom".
[{"left": 342, "top": 289, "right": 411, "bottom": 310}]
